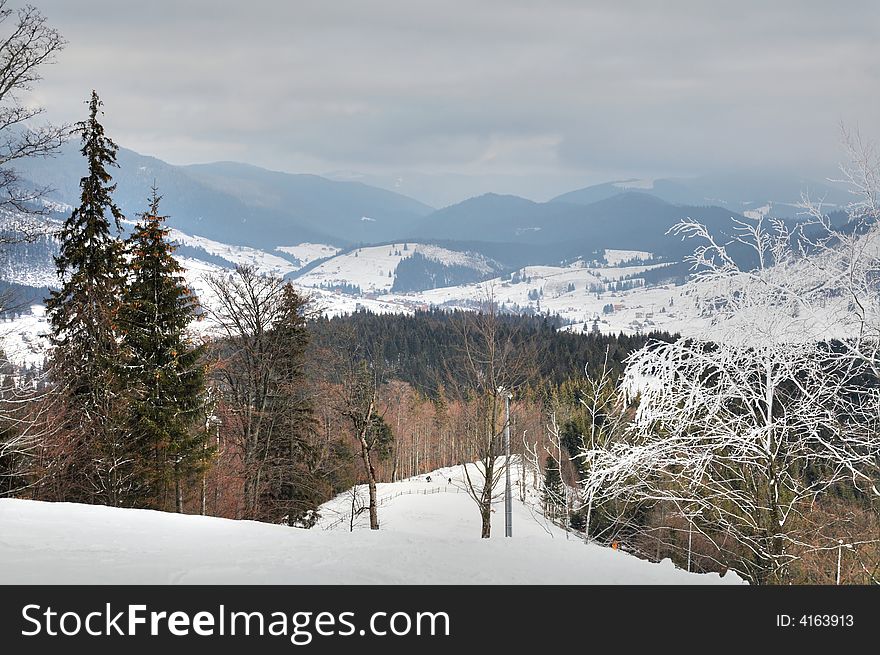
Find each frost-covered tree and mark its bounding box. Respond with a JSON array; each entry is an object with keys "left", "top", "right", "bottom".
[
  {"left": 796, "top": 127, "right": 880, "bottom": 374},
  {"left": 46, "top": 91, "right": 130, "bottom": 505},
  {"left": 581, "top": 133, "right": 880, "bottom": 583},
  {"left": 119, "top": 188, "right": 208, "bottom": 511}
]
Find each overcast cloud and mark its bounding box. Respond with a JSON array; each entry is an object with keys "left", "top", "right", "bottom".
[{"left": 21, "top": 0, "right": 880, "bottom": 189}]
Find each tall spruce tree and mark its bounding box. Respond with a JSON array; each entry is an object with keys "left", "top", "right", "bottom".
[
  {"left": 120, "top": 188, "right": 208, "bottom": 512},
  {"left": 258, "top": 283, "right": 317, "bottom": 525},
  {"left": 46, "top": 90, "right": 128, "bottom": 504}
]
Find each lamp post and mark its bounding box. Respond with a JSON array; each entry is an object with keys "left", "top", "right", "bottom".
[
  {"left": 503, "top": 390, "right": 512, "bottom": 538},
  {"left": 837, "top": 540, "right": 853, "bottom": 585}
]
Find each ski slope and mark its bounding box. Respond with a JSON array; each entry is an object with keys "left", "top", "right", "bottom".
[{"left": 0, "top": 464, "right": 743, "bottom": 584}]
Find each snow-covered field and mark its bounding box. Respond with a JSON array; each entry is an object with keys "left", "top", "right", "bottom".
[
  {"left": 276, "top": 243, "right": 339, "bottom": 267},
  {"left": 0, "top": 464, "right": 743, "bottom": 584},
  {"left": 376, "top": 259, "right": 696, "bottom": 336}
]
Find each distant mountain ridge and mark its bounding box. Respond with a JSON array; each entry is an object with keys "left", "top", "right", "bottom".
[
  {"left": 13, "top": 142, "right": 434, "bottom": 250},
  {"left": 11, "top": 141, "right": 836, "bottom": 271},
  {"left": 409, "top": 190, "right": 759, "bottom": 265},
  {"left": 552, "top": 172, "right": 852, "bottom": 216}
]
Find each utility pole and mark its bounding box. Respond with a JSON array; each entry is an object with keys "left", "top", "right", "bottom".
[{"left": 504, "top": 390, "right": 513, "bottom": 538}]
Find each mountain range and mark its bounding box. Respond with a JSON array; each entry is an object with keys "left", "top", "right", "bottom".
[
  {"left": 14, "top": 142, "right": 434, "bottom": 250},
  {"left": 8, "top": 141, "right": 848, "bottom": 272}
]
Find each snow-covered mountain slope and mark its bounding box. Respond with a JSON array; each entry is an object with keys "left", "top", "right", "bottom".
[
  {"left": 0, "top": 464, "right": 743, "bottom": 584},
  {"left": 0, "top": 217, "right": 696, "bottom": 367},
  {"left": 603, "top": 249, "right": 653, "bottom": 266},
  {"left": 0, "top": 256, "right": 695, "bottom": 367},
  {"left": 368, "top": 258, "right": 696, "bottom": 336},
  {"left": 0, "top": 305, "right": 50, "bottom": 367},
  {"left": 294, "top": 243, "right": 498, "bottom": 294},
  {"left": 169, "top": 229, "right": 300, "bottom": 277},
  {"left": 276, "top": 243, "right": 339, "bottom": 267}
]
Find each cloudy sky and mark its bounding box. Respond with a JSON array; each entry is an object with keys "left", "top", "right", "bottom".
[{"left": 22, "top": 0, "right": 880, "bottom": 197}]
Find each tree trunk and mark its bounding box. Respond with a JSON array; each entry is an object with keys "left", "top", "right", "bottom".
[
  {"left": 359, "top": 436, "right": 380, "bottom": 530},
  {"left": 480, "top": 503, "right": 492, "bottom": 538},
  {"left": 480, "top": 458, "right": 494, "bottom": 538},
  {"left": 368, "top": 476, "right": 378, "bottom": 530}
]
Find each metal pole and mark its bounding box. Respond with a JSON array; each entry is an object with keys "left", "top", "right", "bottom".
[
  {"left": 504, "top": 392, "right": 512, "bottom": 538},
  {"left": 687, "top": 519, "right": 693, "bottom": 572}
]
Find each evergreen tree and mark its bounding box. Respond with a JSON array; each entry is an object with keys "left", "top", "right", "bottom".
[
  {"left": 120, "top": 188, "right": 208, "bottom": 511},
  {"left": 258, "top": 283, "right": 318, "bottom": 525},
  {"left": 46, "top": 90, "right": 129, "bottom": 505}
]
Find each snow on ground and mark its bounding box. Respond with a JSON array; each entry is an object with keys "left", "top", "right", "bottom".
[
  {"left": 0, "top": 259, "right": 56, "bottom": 289},
  {"left": 0, "top": 463, "right": 743, "bottom": 584},
  {"left": 169, "top": 229, "right": 299, "bottom": 277},
  {"left": 0, "top": 269, "right": 701, "bottom": 367},
  {"left": 603, "top": 249, "right": 653, "bottom": 266},
  {"left": 276, "top": 243, "right": 339, "bottom": 267},
  {"left": 302, "top": 286, "right": 415, "bottom": 318},
  {"left": 0, "top": 305, "right": 49, "bottom": 367},
  {"left": 296, "top": 243, "right": 496, "bottom": 294},
  {"left": 742, "top": 204, "right": 771, "bottom": 220},
  {"left": 176, "top": 256, "right": 228, "bottom": 302},
  {"left": 399, "top": 261, "right": 663, "bottom": 307},
  {"left": 372, "top": 260, "right": 697, "bottom": 336}
]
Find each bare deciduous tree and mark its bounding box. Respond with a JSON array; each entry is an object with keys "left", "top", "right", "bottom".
[
  {"left": 447, "top": 292, "right": 537, "bottom": 538},
  {"left": 327, "top": 329, "right": 391, "bottom": 531},
  {"left": 205, "top": 266, "right": 315, "bottom": 521},
  {"left": 0, "top": 1, "right": 67, "bottom": 242},
  {"left": 0, "top": 358, "right": 59, "bottom": 496}
]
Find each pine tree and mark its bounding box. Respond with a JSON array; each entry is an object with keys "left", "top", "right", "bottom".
[
  {"left": 120, "top": 188, "right": 209, "bottom": 511},
  {"left": 46, "top": 90, "right": 129, "bottom": 505},
  {"left": 254, "top": 282, "right": 316, "bottom": 525}
]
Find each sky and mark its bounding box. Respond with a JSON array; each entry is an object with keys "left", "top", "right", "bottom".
[{"left": 19, "top": 0, "right": 880, "bottom": 200}]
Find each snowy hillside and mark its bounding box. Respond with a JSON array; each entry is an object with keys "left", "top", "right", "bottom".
[
  {"left": 169, "top": 229, "right": 300, "bottom": 277},
  {"left": 0, "top": 305, "right": 50, "bottom": 367},
  {"left": 0, "top": 463, "right": 743, "bottom": 584},
  {"left": 276, "top": 243, "right": 340, "bottom": 267},
  {"left": 374, "top": 259, "right": 697, "bottom": 336},
  {"left": 0, "top": 260, "right": 701, "bottom": 367},
  {"left": 0, "top": 220, "right": 707, "bottom": 367},
  {"left": 603, "top": 249, "right": 654, "bottom": 266},
  {"left": 295, "top": 243, "right": 498, "bottom": 294}
]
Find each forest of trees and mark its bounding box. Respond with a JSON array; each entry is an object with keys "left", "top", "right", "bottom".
[{"left": 390, "top": 252, "right": 489, "bottom": 292}]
